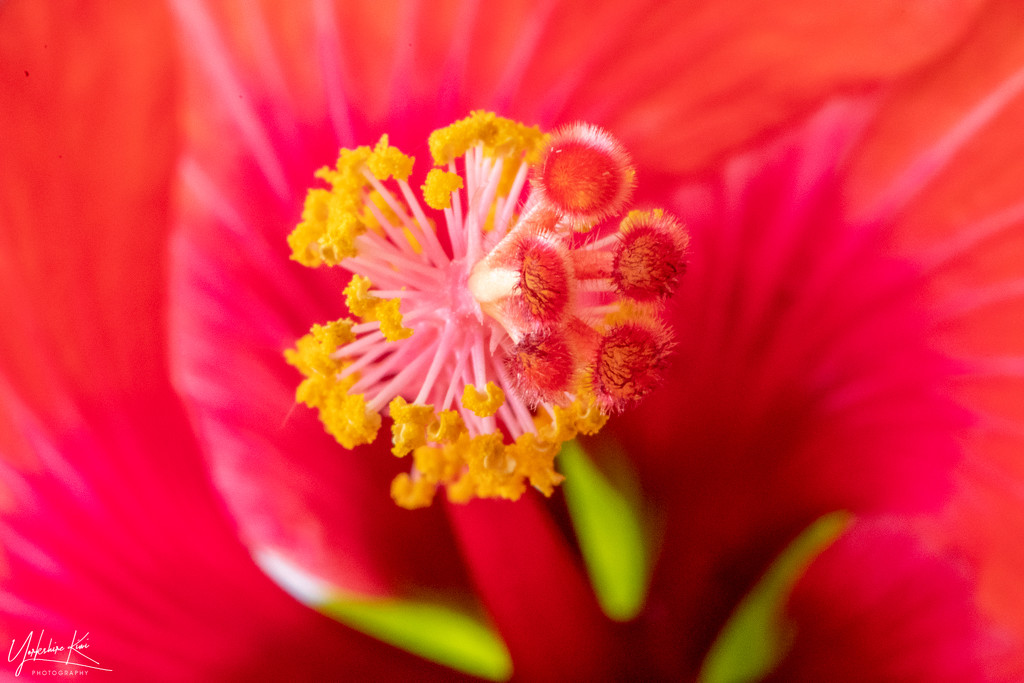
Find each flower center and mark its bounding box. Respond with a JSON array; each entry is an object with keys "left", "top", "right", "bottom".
[{"left": 285, "top": 111, "right": 688, "bottom": 508}]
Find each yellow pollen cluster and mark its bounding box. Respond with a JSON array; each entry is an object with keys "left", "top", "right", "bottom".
[
  {"left": 367, "top": 135, "right": 414, "bottom": 181},
  {"left": 389, "top": 389, "right": 608, "bottom": 509},
  {"left": 462, "top": 381, "right": 505, "bottom": 417},
  {"left": 310, "top": 319, "right": 355, "bottom": 351},
  {"left": 343, "top": 274, "right": 412, "bottom": 342},
  {"left": 388, "top": 396, "right": 438, "bottom": 457},
  {"left": 428, "top": 110, "right": 549, "bottom": 195},
  {"left": 288, "top": 136, "right": 415, "bottom": 268},
  {"left": 285, "top": 327, "right": 381, "bottom": 450},
  {"left": 422, "top": 169, "right": 464, "bottom": 210},
  {"left": 428, "top": 110, "right": 548, "bottom": 166}
]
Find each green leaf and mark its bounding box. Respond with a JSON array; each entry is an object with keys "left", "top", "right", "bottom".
[
  {"left": 698, "top": 511, "right": 853, "bottom": 683},
  {"left": 320, "top": 596, "right": 513, "bottom": 681},
  {"left": 256, "top": 550, "right": 512, "bottom": 681},
  {"left": 559, "top": 439, "right": 651, "bottom": 621}
]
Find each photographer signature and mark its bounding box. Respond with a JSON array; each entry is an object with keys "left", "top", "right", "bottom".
[{"left": 8, "top": 630, "right": 112, "bottom": 677}]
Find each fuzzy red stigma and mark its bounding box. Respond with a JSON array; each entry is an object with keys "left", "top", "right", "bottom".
[
  {"left": 517, "top": 238, "right": 571, "bottom": 322},
  {"left": 613, "top": 211, "right": 689, "bottom": 300},
  {"left": 592, "top": 321, "right": 673, "bottom": 412},
  {"left": 537, "top": 123, "right": 635, "bottom": 227},
  {"left": 505, "top": 331, "right": 576, "bottom": 406}
]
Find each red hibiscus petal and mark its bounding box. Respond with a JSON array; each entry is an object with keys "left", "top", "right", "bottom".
[
  {"left": 603, "top": 102, "right": 966, "bottom": 674},
  {"left": 0, "top": 387, "right": 469, "bottom": 681},
  {"left": 168, "top": 4, "right": 473, "bottom": 595},
  {"left": 172, "top": 0, "right": 988, "bottom": 174},
  {"left": 766, "top": 520, "right": 1002, "bottom": 682},
  {"left": 843, "top": 0, "right": 1024, "bottom": 447},
  {"left": 0, "top": 3, "right": 467, "bottom": 675},
  {"left": 170, "top": 178, "right": 472, "bottom": 597},
  {"left": 519, "top": 0, "right": 989, "bottom": 174},
  {"left": 447, "top": 497, "right": 620, "bottom": 681},
  {"left": 164, "top": 3, "right": 1013, "bottom": 673},
  {"left": 169, "top": 130, "right": 473, "bottom": 598},
  {"left": 0, "top": 1, "right": 177, "bottom": 414},
  {"left": 843, "top": 0, "right": 1024, "bottom": 646}
]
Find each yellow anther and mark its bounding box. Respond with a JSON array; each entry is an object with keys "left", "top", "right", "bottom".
[
  {"left": 288, "top": 188, "right": 332, "bottom": 266},
  {"left": 462, "top": 381, "right": 505, "bottom": 417},
  {"left": 391, "top": 473, "right": 437, "bottom": 509},
  {"left": 466, "top": 432, "right": 506, "bottom": 468},
  {"left": 428, "top": 410, "right": 465, "bottom": 444},
  {"left": 331, "top": 146, "right": 374, "bottom": 178},
  {"left": 413, "top": 439, "right": 464, "bottom": 484},
  {"left": 344, "top": 274, "right": 413, "bottom": 341},
  {"left": 294, "top": 375, "right": 326, "bottom": 408},
  {"left": 367, "top": 135, "right": 414, "bottom": 182},
  {"left": 285, "top": 334, "right": 323, "bottom": 378},
  {"left": 287, "top": 324, "right": 383, "bottom": 450},
  {"left": 445, "top": 472, "right": 476, "bottom": 505},
  {"left": 389, "top": 397, "right": 588, "bottom": 505},
  {"left": 344, "top": 274, "right": 376, "bottom": 318},
  {"left": 571, "top": 393, "right": 608, "bottom": 435},
  {"left": 428, "top": 110, "right": 548, "bottom": 166},
  {"left": 457, "top": 433, "right": 526, "bottom": 502},
  {"left": 289, "top": 145, "right": 379, "bottom": 268},
  {"left": 422, "top": 169, "right": 464, "bottom": 210},
  {"left": 310, "top": 319, "right": 356, "bottom": 354},
  {"left": 319, "top": 391, "right": 382, "bottom": 450},
  {"left": 536, "top": 391, "right": 609, "bottom": 444},
  {"left": 545, "top": 404, "right": 581, "bottom": 443},
  {"left": 375, "top": 298, "right": 414, "bottom": 341},
  {"left": 286, "top": 330, "right": 342, "bottom": 378},
  {"left": 319, "top": 213, "right": 363, "bottom": 263},
  {"left": 389, "top": 397, "right": 436, "bottom": 457},
  {"left": 510, "top": 433, "right": 564, "bottom": 496}
]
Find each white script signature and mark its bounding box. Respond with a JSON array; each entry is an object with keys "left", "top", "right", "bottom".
[{"left": 7, "top": 630, "right": 112, "bottom": 677}]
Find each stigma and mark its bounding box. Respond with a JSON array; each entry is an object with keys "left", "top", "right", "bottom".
[{"left": 286, "top": 112, "right": 688, "bottom": 509}]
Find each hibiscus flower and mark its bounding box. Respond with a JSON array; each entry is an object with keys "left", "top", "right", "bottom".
[{"left": 2, "top": 0, "right": 1022, "bottom": 681}]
